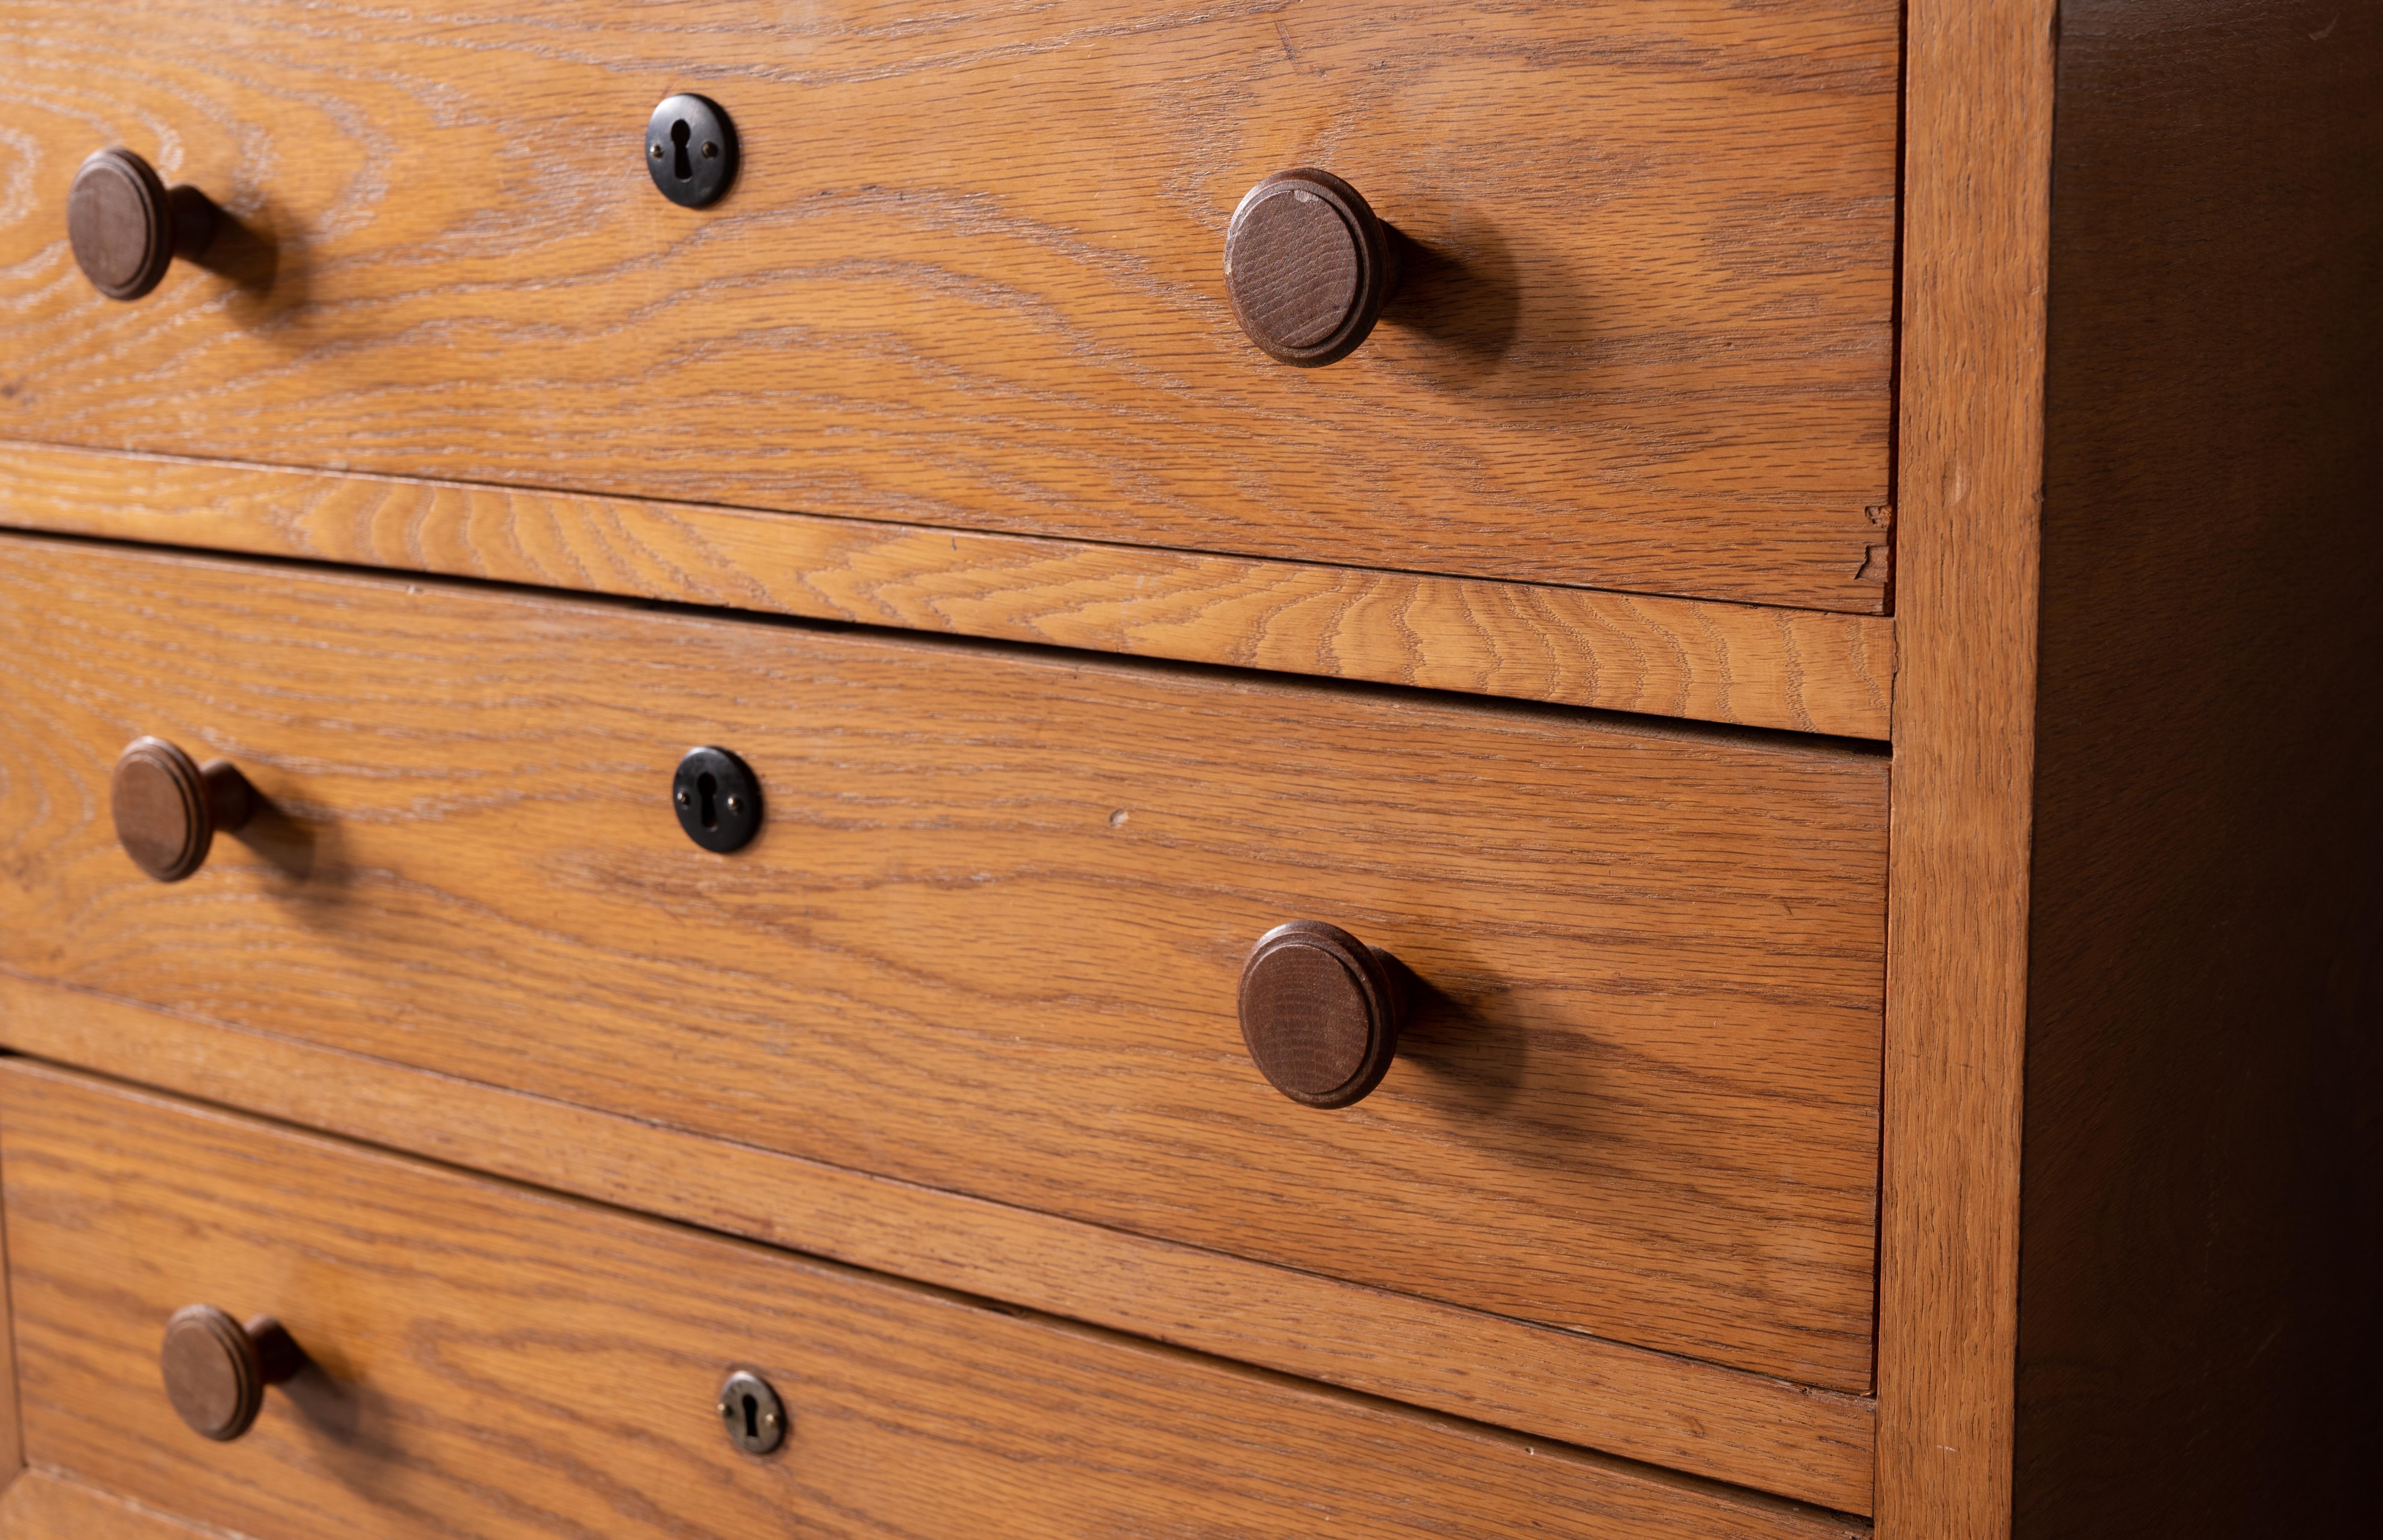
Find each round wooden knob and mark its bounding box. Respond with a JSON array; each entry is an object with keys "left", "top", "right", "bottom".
[
  {"left": 112, "top": 736, "right": 254, "bottom": 883},
  {"left": 1222, "top": 169, "right": 1401, "bottom": 368},
  {"left": 161, "top": 1304, "right": 302, "bottom": 1442},
  {"left": 1237, "top": 920, "right": 1406, "bottom": 1107},
  {"left": 68, "top": 148, "right": 217, "bottom": 301}
]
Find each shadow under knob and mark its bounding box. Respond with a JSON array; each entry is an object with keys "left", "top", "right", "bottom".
[
  {"left": 112, "top": 736, "right": 254, "bottom": 883},
  {"left": 1237, "top": 920, "right": 1406, "bottom": 1107},
  {"left": 161, "top": 1304, "right": 303, "bottom": 1442},
  {"left": 68, "top": 147, "right": 218, "bottom": 301},
  {"left": 1222, "top": 169, "right": 1401, "bottom": 368}
]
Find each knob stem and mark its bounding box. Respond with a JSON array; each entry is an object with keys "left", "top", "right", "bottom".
[
  {"left": 168, "top": 183, "right": 221, "bottom": 264},
  {"left": 202, "top": 756, "right": 256, "bottom": 836},
  {"left": 246, "top": 1315, "right": 304, "bottom": 1386}
]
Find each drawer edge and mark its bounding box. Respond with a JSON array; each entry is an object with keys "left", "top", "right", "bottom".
[
  {"left": 0, "top": 969, "right": 1877, "bottom": 1515},
  {"left": 0, "top": 441, "right": 1893, "bottom": 740},
  {"left": 0, "top": 1469, "right": 236, "bottom": 1540}
]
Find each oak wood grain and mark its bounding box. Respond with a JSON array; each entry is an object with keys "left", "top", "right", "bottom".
[
  {"left": 0, "top": 971, "right": 1879, "bottom": 1513},
  {"left": 0, "top": 1062, "right": 1873, "bottom": 1540},
  {"left": 2012, "top": 2, "right": 2383, "bottom": 1532},
  {"left": 1875, "top": 0, "right": 2056, "bottom": 1533},
  {"left": 0, "top": 1469, "right": 232, "bottom": 1540},
  {"left": 0, "top": 0, "right": 1899, "bottom": 611},
  {"left": 0, "top": 441, "right": 1897, "bottom": 739},
  {"left": 0, "top": 1103, "right": 17, "bottom": 1490},
  {"left": 0, "top": 533, "right": 1889, "bottom": 1390}
]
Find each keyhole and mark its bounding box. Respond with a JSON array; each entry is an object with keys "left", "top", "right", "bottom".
[
  {"left": 671, "top": 118, "right": 693, "bottom": 181},
  {"left": 740, "top": 1392, "right": 759, "bottom": 1442},
  {"left": 697, "top": 771, "right": 719, "bottom": 830}
]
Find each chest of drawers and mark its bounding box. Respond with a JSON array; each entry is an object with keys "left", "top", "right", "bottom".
[{"left": 0, "top": 3, "right": 2375, "bottom": 1538}]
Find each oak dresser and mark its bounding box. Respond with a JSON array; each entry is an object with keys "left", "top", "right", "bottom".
[{"left": 0, "top": 3, "right": 2374, "bottom": 1537}]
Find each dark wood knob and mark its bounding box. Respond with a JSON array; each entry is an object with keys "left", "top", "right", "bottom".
[
  {"left": 112, "top": 736, "right": 254, "bottom": 883},
  {"left": 1222, "top": 169, "right": 1401, "bottom": 368},
  {"left": 161, "top": 1304, "right": 303, "bottom": 1442},
  {"left": 1237, "top": 920, "right": 1406, "bottom": 1107},
  {"left": 68, "top": 147, "right": 218, "bottom": 301}
]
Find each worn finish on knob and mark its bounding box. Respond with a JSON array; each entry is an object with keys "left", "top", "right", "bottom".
[
  {"left": 112, "top": 736, "right": 254, "bottom": 882},
  {"left": 1237, "top": 920, "right": 1405, "bottom": 1107},
  {"left": 67, "top": 148, "right": 216, "bottom": 300},
  {"left": 1222, "top": 170, "right": 1400, "bottom": 368},
  {"left": 161, "top": 1304, "right": 302, "bottom": 1442}
]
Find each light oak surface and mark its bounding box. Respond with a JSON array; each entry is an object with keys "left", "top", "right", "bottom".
[
  {"left": 0, "top": 534, "right": 1888, "bottom": 1391},
  {"left": 0, "top": 0, "right": 1899, "bottom": 610},
  {"left": 0, "top": 3, "right": 2367, "bottom": 1536},
  {"left": 0, "top": 1100, "right": 16, "bottom": 1488},
  {"left": 0, "top": 1062, "right": 1871, "bottom": 1540},
  {"left": 0, "top": 442, "right": 1897, "bottom": 739},
  {"left": 1874, "top": 0, "right": 2055, "bottom": 1534},
  {"left": 0, "top": 1471, "right": 232, "bottom": 1540},
  {"left": 0, "top": 970, "right": 1879, "bottom": 1514},
  {"left": 0, "top": 972, "right": 1878, "bottom": 1516}
]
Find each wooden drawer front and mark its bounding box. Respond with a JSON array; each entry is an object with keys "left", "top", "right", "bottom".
[
  {"left": 0, "top": 1064, "right": 1864, "bottom": 1540},
  {"left": 0, "top": 1, "right": 1897, "bottom": 612},
  {"left": 0, "top": 536, "right": 1887, "bottom": 1392}
]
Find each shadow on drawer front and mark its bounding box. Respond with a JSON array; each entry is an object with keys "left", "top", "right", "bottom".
[{"left": 0, "top": 538, "right": 1887, "bottom": 1392}]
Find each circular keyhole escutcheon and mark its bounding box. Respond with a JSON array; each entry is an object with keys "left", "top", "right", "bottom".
[
  {"left": 717, "top": 1369, "right": 787, "bottom": 1456},
  {"left": 645, "top": 93, "right": 737, "bottom": 208},
  {"left": 673, "top": 745, "right": 762, "bottom": 853}
]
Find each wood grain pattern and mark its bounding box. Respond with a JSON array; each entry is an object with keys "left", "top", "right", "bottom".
[
  {"left": 0, "top": 972, "right": 1879, "bottom": 1513},
  {"left": 0, "top": 1062, "right": 1873, "bottom": 1540},
  {"left": 0, "top": 441, "right": 1897, "bottom": 739},
  {"left": 2012, "top": 2, "right": 2383, "bottom": 1532},
  {"left": 0, "top": 1089, "right": 18, "bottom": 1493},
  {"left": 0, "top": 1470, "right": 232, "bottom": 1540},
  {"left": 0, "top": 0, "right": 1899, "bottom": 611},
  {"left": 0, "top": 533, "right": 1889, "bottom": 1390},
  {"left": 1875, "top": 0, "right": 2056, "bottom": 1533}
]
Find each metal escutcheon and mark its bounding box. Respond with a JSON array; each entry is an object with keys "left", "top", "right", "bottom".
[
  {"left": 673, "top": 746, "right": 762, "bottom": 853},
  {"left": 717, "top": 1369, "right": 787, "bottom": 1455},
  {"left": 646, "top": 94, "right": 737, "bottom": 208}
]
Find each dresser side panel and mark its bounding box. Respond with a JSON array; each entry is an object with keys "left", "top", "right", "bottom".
[{"left": 2016, "top": 2, "right": 2383, "bottom": 1534}]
